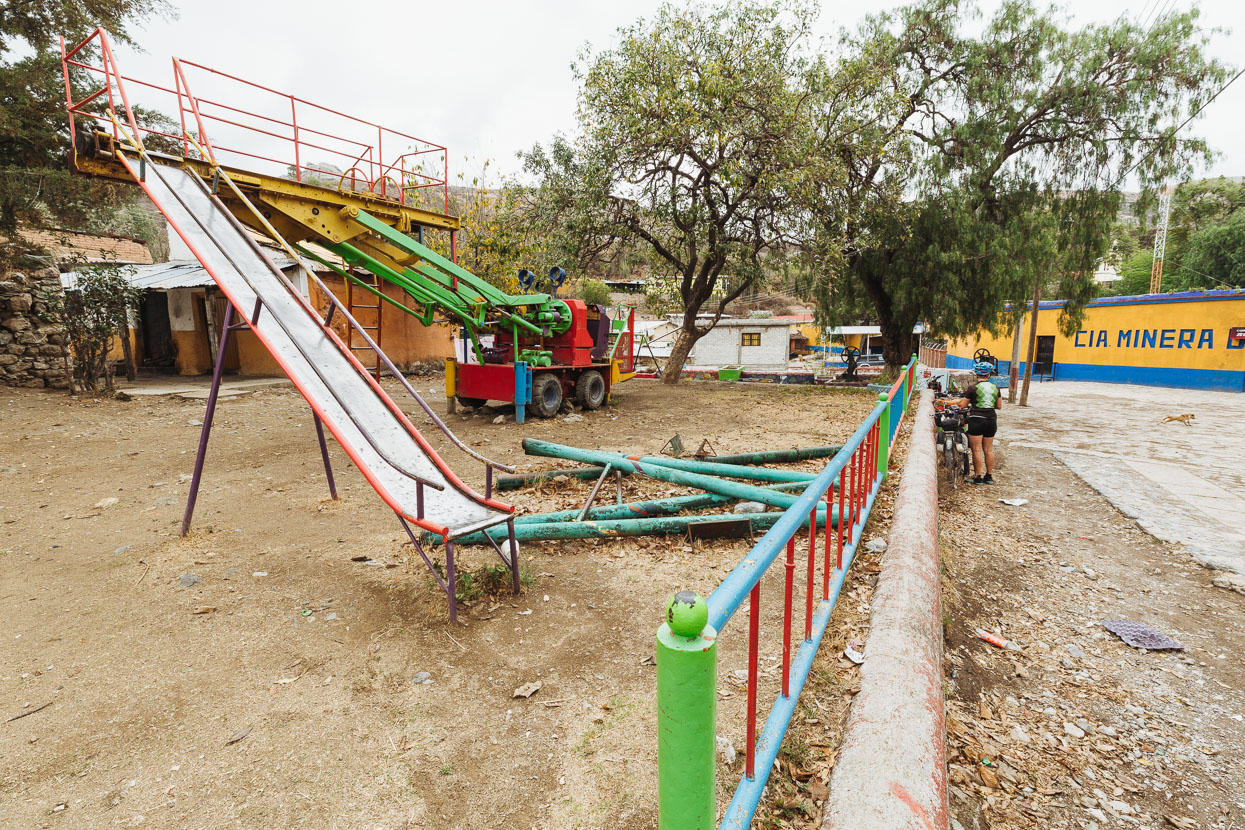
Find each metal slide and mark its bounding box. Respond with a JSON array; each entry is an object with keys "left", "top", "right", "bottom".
[{"left": 126, "top": 157, "right": 513, "bottom": 541}]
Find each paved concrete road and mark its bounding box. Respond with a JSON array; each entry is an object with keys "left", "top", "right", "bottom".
[{"left": 999, "top": 380, "right": 1245, "bottom": 575}]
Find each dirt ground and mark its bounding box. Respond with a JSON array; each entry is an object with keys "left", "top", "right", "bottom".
[
  {"left": 0, "top": 376, "right": 888, "bottom": 830},
  {"left": 940, "top": 392, "right": 1245, "bottom": 830}
]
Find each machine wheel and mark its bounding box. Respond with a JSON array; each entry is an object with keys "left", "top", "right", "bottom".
[
  {"left": 530, "top": 373, "right": 563, "bottom": 418},
  {"left": 456, "top": 395, "right": 487, "bottom": 409},
  {"left": 575, "top": 370, "right": 607, "bottom": 410}
]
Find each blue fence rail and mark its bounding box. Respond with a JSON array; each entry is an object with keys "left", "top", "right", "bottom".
[{"left": 656, "top": 356, "right": 917, "bottom": 829}]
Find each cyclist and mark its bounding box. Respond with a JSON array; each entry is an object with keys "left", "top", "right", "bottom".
[{"left": 957, "top": 361, "right": 1001, "bottom": 485}]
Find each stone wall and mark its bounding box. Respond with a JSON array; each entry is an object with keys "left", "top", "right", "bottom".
[{"left": 0, "top": 267, "right": 70, "bottom": 389}]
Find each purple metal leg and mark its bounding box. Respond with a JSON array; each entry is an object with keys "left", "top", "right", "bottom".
[
  {"left": 445, "top": 540, "right": 458, "bottom": 625},
  {"left": 180, "top": 302, "right": 236, "bottom": 537},
  {"left": 313, "top": 414, "right": 338, "bottom": 500}
]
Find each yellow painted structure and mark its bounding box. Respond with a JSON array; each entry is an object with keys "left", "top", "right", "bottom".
[{"left": 947, "top": 290, "right": 1245, "bottom": 392}]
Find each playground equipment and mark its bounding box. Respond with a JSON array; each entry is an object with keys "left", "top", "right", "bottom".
[
  {"left": 59, "top": 27, "right": 574, "bottom": 620},
  {"left": 60, "top": 29, "right": 635, "bottom": 426}
]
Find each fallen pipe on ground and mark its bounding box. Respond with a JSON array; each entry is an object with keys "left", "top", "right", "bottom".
[
  {"left": 630, "top": 454, "right": 817, "bottom": 484},
  {"left": 453, "top": 510, "right": 833, "bottom": 546},
  {"left": 496, "top": 445, "right": 843, "bottom": 491},
  {"left": 497, "top": 466, "right": 630, "bottom": 489},
  {"left": 512, "top": 482, "right": 809, "bottom": 526},
  {"left": 520, "top": 440, "right": 812, "bottom": 509}
]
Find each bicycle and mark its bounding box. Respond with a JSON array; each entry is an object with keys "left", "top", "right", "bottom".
[{"left": 932, "top": 395, "right": 970, "bottom": 490}]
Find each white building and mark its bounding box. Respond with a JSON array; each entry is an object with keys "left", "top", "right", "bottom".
[{"left": 684, "top": 316, "right": 792, "bottom": 369}]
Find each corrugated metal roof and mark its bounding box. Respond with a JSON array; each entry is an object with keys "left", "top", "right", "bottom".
[{"left": 62, "top": 257, "right": 296, "bottom": 291}]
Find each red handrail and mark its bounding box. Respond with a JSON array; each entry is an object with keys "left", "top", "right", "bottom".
[{"left": 61, "top": 28, "right": 449, "bottom": 213}]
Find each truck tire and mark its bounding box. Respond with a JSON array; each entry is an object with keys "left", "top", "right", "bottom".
[
  {"left": 530, "top": 373, "right": 563, "bottom": 418},
  {"left": 575, "top": 369, "right": 606, "bottom": 410},
  {"left": 456, "top": 395, "right": 487, "bottom": 409}
]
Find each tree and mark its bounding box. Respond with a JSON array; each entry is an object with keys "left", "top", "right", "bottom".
[
  {"left": 41, "top": 263, "right": 143, "bottom": 394},
  {"left": 1176, "top": 211, "right": 1245, "bottom": 288},
  {"left": 806, "top": 0, "right": 1228, "bottom": 370},
  {"left": 535, "top": 1, "right": 826, "bottom": 383},
  {"left": 0, "top": 0, "right": 171, "bottom": 266}
]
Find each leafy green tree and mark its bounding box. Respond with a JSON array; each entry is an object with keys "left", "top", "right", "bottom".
[
  {"left": 534, "top": 1, "right": 827, "bottom": 383},
  {"left": 1175, "top": 211, "right": 1245, "bottom": 288},
  {"left": 1107, "top": 249, "right": 1155, "bottom": 296},
  {"left": 41, "top": 262, "right": 143, "bottom": 394},
  {"left": 804, "top": 0, "right": 1228, "bottom": 370},
  {"left": 0, "top": 0, "right": 171, "bottom": 265}
]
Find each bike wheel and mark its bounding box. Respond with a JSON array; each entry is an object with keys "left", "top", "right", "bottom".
[{"left": 944, "top": 440, "right": 957, "bottom": 490}]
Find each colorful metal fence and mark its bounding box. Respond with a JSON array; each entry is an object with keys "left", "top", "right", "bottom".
[{"left": 656, "top": 356, "right": 918, "bottom": 829}]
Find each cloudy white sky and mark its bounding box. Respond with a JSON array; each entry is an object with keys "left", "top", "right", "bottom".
[{"left": 107, "top": 0, "right": 1241, "bottom": 189}]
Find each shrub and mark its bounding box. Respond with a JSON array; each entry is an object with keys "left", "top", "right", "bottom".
[{"left": 578, "top": 278, "right": 612, "bottom": 307}]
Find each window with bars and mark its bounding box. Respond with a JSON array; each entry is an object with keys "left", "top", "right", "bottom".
[{"left": 741, "top": 331, "right": 761, "bottom": 347}]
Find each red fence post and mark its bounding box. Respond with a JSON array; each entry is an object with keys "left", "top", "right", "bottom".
[
  {"left": 806, "top": 506, "right": 816, "bottom": 640},
  {"left": 746, "top": 583, "right": 760, "bottom": 779},
  {"left": 836, "top": 467, "right": 845, "bottom": 570},
  {"left": 823, "top": 487, "right": 833, "bottom": 599},
  {"left": 782, "top": 537, "right": 795, "bottom": 698}
]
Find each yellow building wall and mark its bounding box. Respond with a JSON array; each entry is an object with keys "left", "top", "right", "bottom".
[{"left": 948, "top": 293, "right": 1245, "bottom": 392}]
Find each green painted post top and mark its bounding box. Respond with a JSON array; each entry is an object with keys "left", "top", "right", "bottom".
[
  {"left": 665, "top": 590, "right": 709, "bottom": 638},
  {"left": 657, "top": 590, "right": 717, "bottom": 830}
]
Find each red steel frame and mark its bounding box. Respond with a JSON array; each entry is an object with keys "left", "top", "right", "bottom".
[{"left": 61, "top": 29, "right": 449, "bottom": 214}]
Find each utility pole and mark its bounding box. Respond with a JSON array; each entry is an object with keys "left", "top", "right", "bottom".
[
  {"left": 1149, "top": 182, "right": 1174, "bottom": 293},
  {"left": 1007, "top": 308, "right": 1025, "bottom": 404}
]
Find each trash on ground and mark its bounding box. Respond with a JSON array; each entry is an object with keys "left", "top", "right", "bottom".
[
  {"left": 844, "top": 641, "right": 866, "bottom": 664},
  {"left": 864, "top": 538, "right": 887, "bottom": 553},
  {"left": 998, "top": 498, "right": 1029, "bottom": 506},
  {"left": 716, "top": 735, "right": 737, "bottom": 765},
  {"left": 975, "top": 629, "right": 1021, "bottom": 651},
  {"left": 513, "top": 680, "right": 543, "bottom": 699},
  {"left": 225, "top": 725, "right": 252, "bottom": 746},
  {"left": 412, "top": 672, "right": 433, "bottom": 685},
  {"left": 1102, "top": 620, "right": 1184, "bottom": 651}
]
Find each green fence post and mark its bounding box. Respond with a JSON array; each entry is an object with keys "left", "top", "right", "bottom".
[
  {"left": 877, "top": 392, "right": 891, "bottom": 479},
  {"left": 657, "top": 591, "right": 718, "bottom": 829}
]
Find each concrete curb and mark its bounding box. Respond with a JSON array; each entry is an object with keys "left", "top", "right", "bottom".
[{"left": 823, "top": 389, "right": 948, "bottom": 830}]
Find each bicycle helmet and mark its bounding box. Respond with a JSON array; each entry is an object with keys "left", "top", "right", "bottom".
[{"left": 973, "top": 361, "right": 994, "bottom": 376}]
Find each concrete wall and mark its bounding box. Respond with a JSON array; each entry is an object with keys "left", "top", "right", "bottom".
[
  {"left": 948, "top": 291, "right": 1245, "bottom": 391},
  {"left": 824, "top": 390, "right": 948, "bottom": 830},
  {"left": 688, "top": 322, "right": 789, "bottom": 368}
]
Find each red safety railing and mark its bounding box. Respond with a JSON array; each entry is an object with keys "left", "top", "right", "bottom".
[{"left": 60, "top": 28, "right": 449, "bottom": 213}]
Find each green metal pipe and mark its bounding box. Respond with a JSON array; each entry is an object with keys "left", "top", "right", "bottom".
[
  {"left": 497, "top": 446, "right": 843, "bottom": 491},
  {"left": 706, "top": 445, "right": 843, "bottom": 465},
  {"left": 632, "top": 455, "right": 816, "bottom": 484},
  {"left": 521, "top": 439, "right": 809, "bottom": 510},
  {"left": 512, "top": 482, "right": 809, "bottom": 525},
  {"left": 453, "top": 509, "right": 831, "bottom": 546},
  {"left": 497, "top": 466, "right": 629, "bottom": 490},
  {"left": 515, "top": 438, "right": 836, "bottom": 510}
]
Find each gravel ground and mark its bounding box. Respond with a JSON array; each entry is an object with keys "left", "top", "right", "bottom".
[{"left": 940, "top": 417, "right": 1245, "bottom": 830}]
